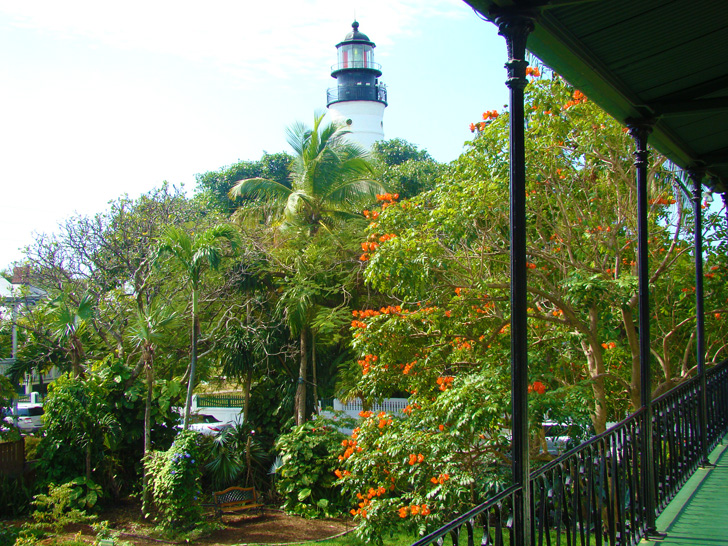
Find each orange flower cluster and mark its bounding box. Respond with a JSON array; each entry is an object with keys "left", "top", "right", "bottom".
[
  {"left": 359, "top": 486, "right": 387, "bottom": 502},
  {"left": 436, "top": 376, "right": 454, "bottom": 391},
  {"left": 649, "top": 196, "right": 676, "bottom": 205},
  {"left": 399, "top": 504, "right": 431, "bottom": 518},
  {"left": 402, "top": 403, "right": 420, "bottom": 414},
  {"left": 526, "top": 66, "right": 541, "bottom": 77},
  {"left": 351, "top": 496, "right": 370, "bottom": 518},
  {"left": 471, "top": 302, "right": 495, "bottom": 315},
  {"left": 403, "top": 360, "right": 417, "bottom": 375},
  {"left": 716, "top": 313, "right": 722, "bottom": 320},
  {"left": 587, "top": 225, "right": 612, "bottom": 234},
  {"left": 334, "top": 469, "right": 352, "bottom": 479},
  {"left": 454, "top": 287, "right": 463, "bottom": 296},
  {"left": 361, "top": 241, "right": 379, "bottom": 252},
  {"left": 552, "top": 309, "right": 564, "bottom": 317},
  {"left": 483, "top": 110, "right": 499, "bottom": 120},
  {"left": 359, "top": 410, "right": 374, "bottom": 418},
  {"left": 362, "top": 209, "right": 380, "bottom": 219},
  {"left": 601, "top": 341, "right": 617, "bottom": 350},
  {"left": 527, "top": 262, "right": 537, "bottom": 270},
  {"left": 408, "top": 453, "right": 425, "bottom": 465},
  {"left": 359, "top": 253, "right": 370, "bottom": 262},
  {"left": 378, "top": 233, "right": 397, "bottom": 242},
  {"left": 353, "top": 306, "right": 402, "bottom": 319},
  {"left": 562, "top": 89, "right": 588, "bottom": 110},
  {"left": 339, "top": 438, "right": 362, "bottom": 461},
  {"left": 357, "top": 354, "right": 378, "bottom": 376},
  {"left": 377, "top": 411, "right": 393, "bottom": 428},
  {"left": 351, "top": 319, "right": 367, "bottom": 329},
  {"left": 528, "top": 381, "right": 547, "bottom": 395},
  {"left": 376, "top": 193, "right": 399, "bottom": 202},
  {"left": 451, "top": 337, "right": 472, "bottom": 350},
  {"left": 681, "top": 287, "right": 696, "bottom": 293},
  {"left": 430, "top": 473, "right": 450, "bottom": 485}
]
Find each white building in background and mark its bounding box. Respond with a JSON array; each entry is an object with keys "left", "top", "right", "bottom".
[
  {"left": 1, "top": 267, "right": 51, "bottom": 394},
  {"left": 326, "top": 21, "right": 388, "bottom": 149}
]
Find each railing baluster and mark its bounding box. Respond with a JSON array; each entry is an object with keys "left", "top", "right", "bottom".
[{"left": 410, "top": 360, "right": 728, "bottom": 546}]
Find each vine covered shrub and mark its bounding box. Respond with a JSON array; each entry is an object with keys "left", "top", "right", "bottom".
[
  {"left": 145, "top": 431, "right": 203, "bottom": 531},
  {"left": 274, "top": 415, "right": 355, "bottom": 518}
]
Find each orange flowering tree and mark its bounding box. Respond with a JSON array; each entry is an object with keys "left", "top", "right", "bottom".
[{"left": 336, "top": 74, "right": 726, "bottom": 542}]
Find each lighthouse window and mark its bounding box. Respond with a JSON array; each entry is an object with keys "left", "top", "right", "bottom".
[{"left": 338, "top": 44, "right": 373, "bottom": 69}]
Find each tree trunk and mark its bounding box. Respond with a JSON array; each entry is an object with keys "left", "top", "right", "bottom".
[
  {"left": 295, "top": 327, "right": 308, "bottom": 426},
  {"left": 142, "top": 352, "right": 153, "bottom": 516},
  {"left": 243, "top": 367, "right": 252, "bottom": 424},
  {"left": 183, "top": 293, "right": 199, "bottom": 430},
  {"left": 311, "top": 335, "right": 318, "bottom": 416},
  {"left": 621, "top": 306, "right": 642, "bottom": 411}
]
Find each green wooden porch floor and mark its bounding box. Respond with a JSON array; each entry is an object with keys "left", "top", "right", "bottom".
[{"left": 643, "top": 436, "right": 728, "bottom": 545}]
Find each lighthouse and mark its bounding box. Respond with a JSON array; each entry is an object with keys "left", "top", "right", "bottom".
[{"left": 326, "top": 21, "right": 387, "bottom": 149}]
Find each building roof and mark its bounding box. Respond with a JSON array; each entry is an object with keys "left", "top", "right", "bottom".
[{"left": 463, "top": 0, "right": 728, "bottom": 193}]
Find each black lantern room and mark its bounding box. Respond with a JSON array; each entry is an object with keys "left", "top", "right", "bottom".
[{"left": 327, "top": 22, "right": 387, "bottom": 106}]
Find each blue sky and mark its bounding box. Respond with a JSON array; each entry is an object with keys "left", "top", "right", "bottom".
[{"left": 0, "top": 1, "right": 509, "bottom": 270}]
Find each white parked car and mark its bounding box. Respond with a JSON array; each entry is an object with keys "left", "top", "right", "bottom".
[
  {"left": 1, "top": 404, "right": 45, "bottom": 433},
  {"left": 187, "top": 413, "right": 232, "bottom": 436}
]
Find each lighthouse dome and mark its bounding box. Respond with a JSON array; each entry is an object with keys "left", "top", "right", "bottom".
[{"left": 343, "top": 21, "right": 371, "bottom": 43}]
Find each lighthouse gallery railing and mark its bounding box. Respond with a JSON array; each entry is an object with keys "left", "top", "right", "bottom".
[{"left": 411, "top": 358, "right": 728, "bottom": 546}]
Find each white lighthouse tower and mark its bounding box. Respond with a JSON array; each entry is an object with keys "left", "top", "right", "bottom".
[{"left": 326, "top": 21, "right": 387, "bottom": 148}]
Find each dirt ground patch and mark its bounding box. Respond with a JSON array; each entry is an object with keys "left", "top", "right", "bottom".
[{"left": 6, "top": 500, "right": 354, "bottom": 546}]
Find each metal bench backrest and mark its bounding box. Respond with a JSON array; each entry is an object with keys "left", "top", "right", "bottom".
[{"left": 214, "top": 486, "right": 257, "bottom": 506}]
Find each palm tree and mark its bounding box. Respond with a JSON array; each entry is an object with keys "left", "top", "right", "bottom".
[
  {"left": 229, "top": 113, "right": 384, "bottom": 425},
  {"left": 218, "top": 323, "right": 264, "bottom": 423},
  {"left": 229, "top": 113, "right": 384, "bottom": 234},
  {"left": 129, "top": 304, "right": 177, "bottom": 515},
  {"left": 49, "top": 291, "right": 94, "bottom": 378},
  {"left": 157, "top": 224, "right": 240, "bottom": 430}
]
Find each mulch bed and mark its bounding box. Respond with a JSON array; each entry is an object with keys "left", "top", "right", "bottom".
[{"left": 3, "top": 500, "right": 354, "bottom": 546}]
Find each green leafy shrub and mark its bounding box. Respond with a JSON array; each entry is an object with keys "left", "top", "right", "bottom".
[
  {"left": 145, "top": 431, "right": 203, "bottom": 532},
  {"left": 36, "top": 357, "right": 181, "bottom": 500},
  {"left": 30, "top": 482, "right": 96, "bottom": 534},
  {"left": 203, "top": 421, "right": 267, "bottom": 490},
  {"left": 274, "top": 415, "right": 355, "bottom": 518}
]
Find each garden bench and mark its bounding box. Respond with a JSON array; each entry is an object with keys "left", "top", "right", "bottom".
[{"left": 212, "top": 486, "right": 264, "bottom": 518}]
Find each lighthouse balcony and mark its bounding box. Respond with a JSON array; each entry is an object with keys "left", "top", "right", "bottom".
[{"left": 326, "top": 83, "right": 387, "bottom": 106}]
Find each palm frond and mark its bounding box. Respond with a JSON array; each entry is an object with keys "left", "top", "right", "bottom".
[{"left": 229, "top": 177, "right": 293, "bottom": 203}]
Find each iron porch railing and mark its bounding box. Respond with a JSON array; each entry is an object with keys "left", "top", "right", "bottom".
[{"left": 411, "top": 358, "right": 728, "bottom": 546}]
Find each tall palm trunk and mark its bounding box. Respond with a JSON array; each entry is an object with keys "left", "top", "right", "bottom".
[
  {"left": 142, "top": 350, "right": 153, "bottom": 515},
  {"left": 183, "top": 292, "right": 199, "bottom": 430},
  {"left": 311, "top": 336, "right": 318, "bottom": 415},
  {"left": 295, "top": 327, "right": 308, "bottom": 426}
]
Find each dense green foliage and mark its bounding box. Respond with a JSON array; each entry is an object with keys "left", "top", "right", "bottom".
[
  {"left": 36, "top": 358, "right": 181, "bottom": 498},
  {"left": 274, "top": 415, "right": 355, "bottom": 518},
  {"left": 145, "top": 431, "right": 203, "bottom": 531}
]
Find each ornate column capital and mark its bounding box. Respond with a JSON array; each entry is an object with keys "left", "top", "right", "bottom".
[
  {"left": 495, "top": 14, "right": 535, "bottom": 91},
  {"left": 626, "top": 119, "right": 654, "bottom": 168},
  {"left": 687, "top": 165, "right": 706, "bottom": 201}
]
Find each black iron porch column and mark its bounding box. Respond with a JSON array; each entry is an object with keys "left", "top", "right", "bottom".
[
  {"left": 495, "top": 12, "right": 534, "bottom": 546},
  {"left": 688, "top": 167, "right": 712, "bottom": 467},
  {"left": 627, "top": 119, "right": 661, "bottom": 537}
]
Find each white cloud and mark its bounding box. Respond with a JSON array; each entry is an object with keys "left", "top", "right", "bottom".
[{"left": 0, "top": 0, "right": 466, "bottom": 84}]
